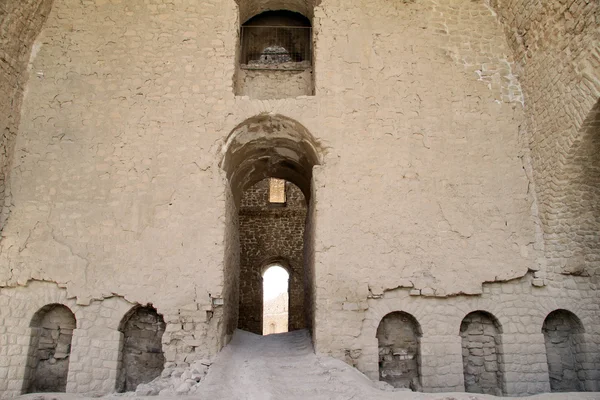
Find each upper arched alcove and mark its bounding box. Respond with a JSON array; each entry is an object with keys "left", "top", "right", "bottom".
[
  {"left": 240, "top": 11, "right": 312, "bottom": 65},
  {"left": 235, "top": 1, "right": 318, "bottom": 98},
  {"left": 236, "top": 0, "right": 320, "bottom": 24}
]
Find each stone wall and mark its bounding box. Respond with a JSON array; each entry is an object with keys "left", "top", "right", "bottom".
[
  {"left": 376, "top": 312, "right": 421, "bottom": 390},
  {"left": 0, "top": 281, "right": 133, "bottom": 397},
  {"left": 460, "top": 311, "right": 504, "bottom": 395},
  {"left": 238, "top": 179, "right": 306, "bottom": 334},
  {"left": 0, "top": 0, "right": 599, "bottom": 397},
  {"left": 117, "top": 307, "right": 166, "bottom": 392},
  {"left": 24, "top": 304, "right": 76, "bottom": 393},
  {"left": 490, "top": 0, "right": 600, "bottom": 278},
  {"left": 542, "top": 309, "right": 586, "bottom": 392}
]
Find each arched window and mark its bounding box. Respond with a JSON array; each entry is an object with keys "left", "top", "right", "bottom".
[
  {"left": 460, "top": 311, "right": 504, "bottom": 395},
  {"left": 240, "top": 11, "right": 311, "bottom": 69},
  {"left": 376, "top": 311, "right": 422, "bottom": 391},
  {"left": 542, "top": 309, "right": 585, "bottom": 392},
  {"left": 262, "top": 265, "right": 290, "bottom": 335},
  {"left": 24, "top": 304, "right": 76, "bottom": 393},
  {"left": 116, "top": 305, "right": 166, "bottom": 392}
]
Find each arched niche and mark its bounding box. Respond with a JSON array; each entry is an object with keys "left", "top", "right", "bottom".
[
  {"left": 24, "top": 304, "right": 76, "bottom": 394},
  {"left": 459, "top": 310, "right": 505, "bottom": 395},
  {"left": 116, "top": 305, "right": 166, "bottom": 392},
  {"left": 376, "top": 311, "right": 422, "bottom": 391},
  {"left": 542, "top": 309, "right": 586, "bottom": 392}
]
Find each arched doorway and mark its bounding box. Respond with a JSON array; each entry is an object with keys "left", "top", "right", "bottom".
[
  {"left": 262, "top": 264, "right": 290, "bottom": 334},
  {"left": 221, "top": 114, "right": 321, "bottom": 340}
]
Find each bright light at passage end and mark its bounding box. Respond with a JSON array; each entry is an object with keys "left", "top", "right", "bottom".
[{"left": 263, "top": 266, "right": 289, "bottom": 300}]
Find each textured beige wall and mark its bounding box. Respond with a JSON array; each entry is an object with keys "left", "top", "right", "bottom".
[
  {"left": 0, "top": 0, "right": 54, "bottom": 228},
  {"left": 0, "top": 0, "right": 599, "bottom": 397},
  {"left": 490, "top": 0, "right": 600, "bottom": 278}
]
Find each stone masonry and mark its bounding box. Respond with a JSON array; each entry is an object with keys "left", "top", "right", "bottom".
[{"left": 0, "top": 0, "right": 599, "bottom": 397}]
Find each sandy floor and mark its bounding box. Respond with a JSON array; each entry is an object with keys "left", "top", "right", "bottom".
[{"left": 17, "top": 329, "right": 600, "bottom": 400}]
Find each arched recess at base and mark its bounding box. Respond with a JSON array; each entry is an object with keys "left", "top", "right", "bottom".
[
  {"left": 460, "top": 311, "right": 505, "bottom": 396},
  {"left": 23, "top": 304, "right": 76, "bottom": 394},
  {"left": 220, "top": 114, "right": 321, "bottom": 341},
  {"left": 376, "top": 311, "right": 422, "bottom": 391},
  {"left": 542, "top": 309, "right": 586, "bottom": 392},
  {"left": 116, "top": 305, "right": 166, "bottom": 392}
]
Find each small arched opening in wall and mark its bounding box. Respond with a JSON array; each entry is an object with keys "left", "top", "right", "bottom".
[
  {"left": 542, "top": 309, "right": 586, "bottom": 392},
  {"left": 220, "top": 114, "right": 321, "bottom": 340},
  {"left": 262, "top": 263, "right": 290, "bottom": 335},
  {"left": 459, "top": 310, "right": 505, "bottom": 396},
  {"left": 234, "top": 0, "right": 319, "bottom": 99},
  {"left": 23, "top": 304, "right": 76, "bottom": 394},
  {"left": 116, "top": 305, "right": 166, "bottom": 392},
  {"left": 376, "top": 311, "right": 422, "bottom": 391}
]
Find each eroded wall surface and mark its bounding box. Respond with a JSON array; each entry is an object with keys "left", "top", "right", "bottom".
[
  {"left": 0, "top": 0, "right": 53, "bottom": 228},
  {"left": 0, "top": 0, "right": 598, "bottom": 397}
]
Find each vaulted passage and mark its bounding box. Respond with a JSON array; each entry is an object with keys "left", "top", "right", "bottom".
[
  {"left": 24, "top": 304, "right": 76, "bottom": 393},
  {"left": 376, "top": 312, "right": 421, "bottom": 391},
  {"left": 460, "top": 311, "right": 504, "bottom": 395},
  {"left": 542, "top": 310, "right": 585, "bottom": 392},
  {"left": 117, "top": 306, "right": 166, "bottom": 392},
  {"left": 221, "top": 114, "right": 320, "bottom": 340}
]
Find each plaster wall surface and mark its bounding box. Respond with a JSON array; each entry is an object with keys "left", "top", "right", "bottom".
[
  {"left": 0, "top": 0, "right": 53, "bottom": 227},
  {"left": 0, "top": 0, "right": 598, "bottom": 397}
]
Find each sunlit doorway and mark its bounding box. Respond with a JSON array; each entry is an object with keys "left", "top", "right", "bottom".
[{"left": 262, "top": 265, "right": 289, "bottom": 335}]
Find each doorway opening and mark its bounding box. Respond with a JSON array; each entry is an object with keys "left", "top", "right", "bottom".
[
  {"left": 262, "top": 265, "right": 289, "bottom": 334},
  {"left": 220, "top": 114, "right": 321, "bottom": 342}
]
